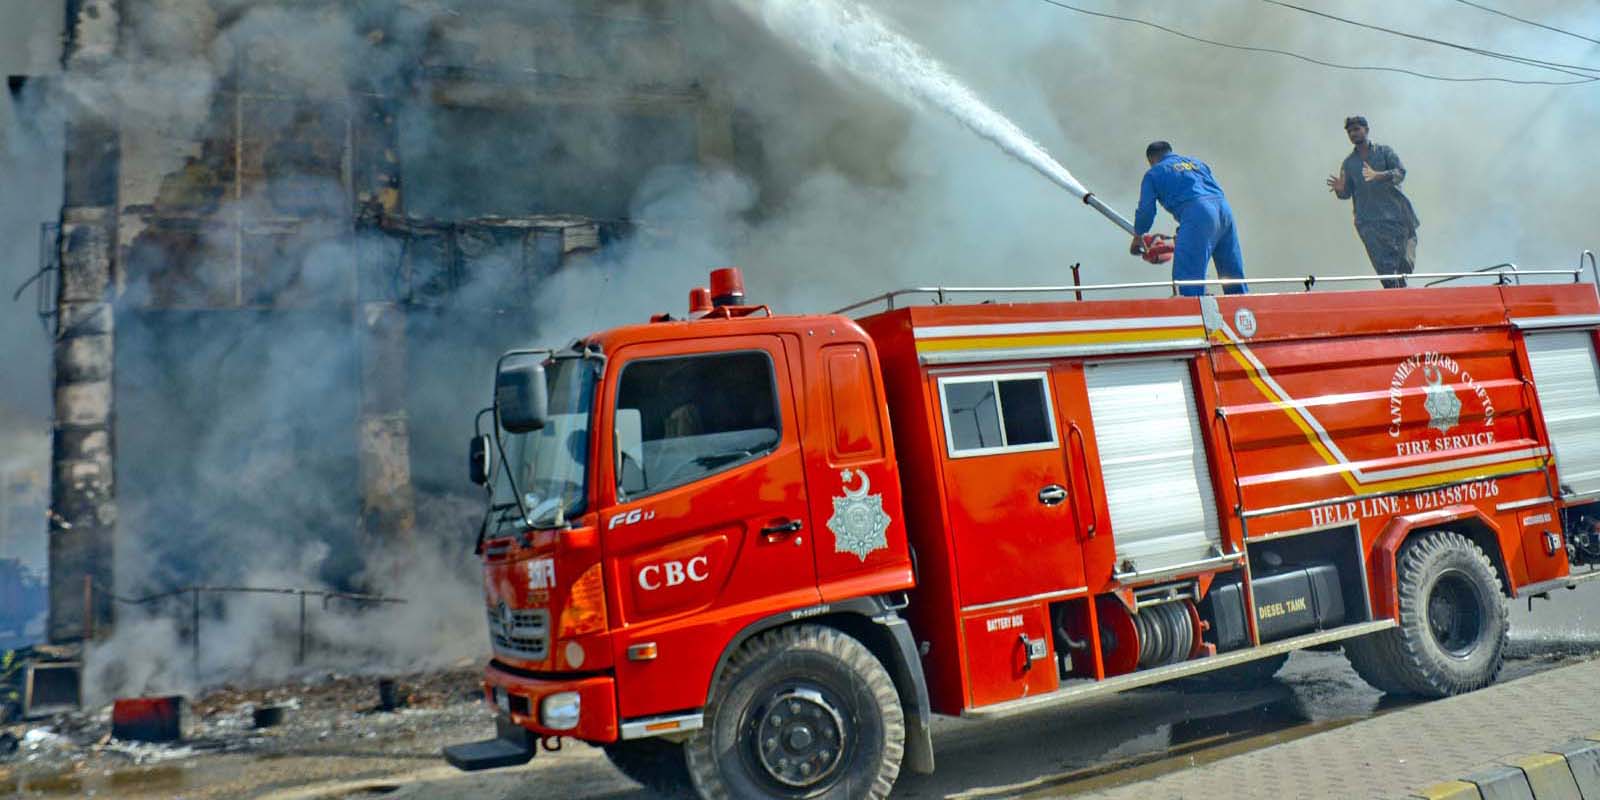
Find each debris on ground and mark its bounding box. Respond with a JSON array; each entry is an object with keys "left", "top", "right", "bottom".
[{"left": 0, "top": 663, "right": 496, "bottom": 797}]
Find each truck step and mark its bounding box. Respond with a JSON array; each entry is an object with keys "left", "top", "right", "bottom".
[{"left": 443, "top": 715, "right": 536, "bottom": 772}]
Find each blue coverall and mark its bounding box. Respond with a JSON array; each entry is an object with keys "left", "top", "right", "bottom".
[{"left": 1134, "top": 153, "right": 1248, "bottom": 296}]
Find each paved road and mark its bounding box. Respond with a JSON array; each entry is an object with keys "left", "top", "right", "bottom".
[{"left": 372, "top": 583, "right": 1600, "bottom": 800}]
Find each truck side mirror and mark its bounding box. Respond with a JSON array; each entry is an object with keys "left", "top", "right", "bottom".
[
  {"left": 468, "top": 435, "right": 494, "bottom": 486},
  {"left": 496, "top": 359, "right": 549, "bottom": 434}
]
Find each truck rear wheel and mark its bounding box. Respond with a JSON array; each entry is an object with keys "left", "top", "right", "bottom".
[
  {"left": 602, "top": 738, "right": 692, "bottom": 797},
  {"left": 1345, "top": 530, "right": 1506, "bottom": 698},
  {"left": 685, "top": 624, "right": 904, "bottom": 800}
]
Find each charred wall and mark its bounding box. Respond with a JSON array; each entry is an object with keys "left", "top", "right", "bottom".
[{"left": 52, "top": 0, "right": 737, "bottom": 641}]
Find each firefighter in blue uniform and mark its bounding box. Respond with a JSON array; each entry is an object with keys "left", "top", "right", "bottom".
[{"left": 1131, "top": 141, "right": 1248, "bottom": 296}]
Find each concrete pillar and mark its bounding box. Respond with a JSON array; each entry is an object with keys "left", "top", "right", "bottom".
[
  {"left": 357, "top": 301, "right": 416, "bottom": 547},
  {"left": 352, "top": 53, "right": 415, "bottom": 549},
  {"left": 50, "top": 0, "right": 122, "bottom": 643}
]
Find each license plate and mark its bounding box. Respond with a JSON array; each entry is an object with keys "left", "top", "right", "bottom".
[{"left": 494, "top": 687, "right": 510, "bottom": 714}]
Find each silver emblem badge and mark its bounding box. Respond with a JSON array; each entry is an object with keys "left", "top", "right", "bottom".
[
  {"left": 1421, "top": 365, "right": 1462, "bottom": 433},
  {"left": 827, "top": 469, "right": 891, "bottom": 561},
  {"left": 1234, "top": 308, "right": 1258, "bottom": 338}
]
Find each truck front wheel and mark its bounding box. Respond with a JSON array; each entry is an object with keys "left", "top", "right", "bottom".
[
  {"left": 685, "top": 624, "right": 905, "bottom": 800},
  {"left": 1345, "top": 530, "right": 1507, "bottom": 698}
]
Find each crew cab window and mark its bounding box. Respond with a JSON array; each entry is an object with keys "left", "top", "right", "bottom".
[
  {"left": 615, "top": 351, "right": 781, "bottom": 498},
  {"left": 938, "top": 372, "right": 1057, "bottom": 458}
]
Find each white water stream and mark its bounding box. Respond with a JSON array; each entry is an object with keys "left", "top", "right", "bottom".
[{"left": 730, "top": 0, "right": 1093, "bottom": 201}]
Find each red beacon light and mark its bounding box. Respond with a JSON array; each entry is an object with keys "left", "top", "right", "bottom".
[
  {"left": 709, "top": 267, "right": 746, "bottom": 308},
  {"left": 688, "top": 286, "right": 713, "bottom": 316}
]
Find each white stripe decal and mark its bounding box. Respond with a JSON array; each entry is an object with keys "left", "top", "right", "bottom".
[
  {"left": 1238, "top": 446, "right": 1549, "bottom": 487},
  {"left": 1359, "top": 446, "right": 1547, "bottom": 481},
  {"left": 918, "top": 338, "right": 1210, "bottom": 365},
  {"left": 915, "top": 315, "right": 1204, "bottom": 340}
]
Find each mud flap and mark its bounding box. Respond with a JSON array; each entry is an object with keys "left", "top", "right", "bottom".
[
  {"left": 443, "top": 714, "right": 536, "bottom": 771},
  {"left": 881, "top": 614, "right": 936, "bottom": 775}
]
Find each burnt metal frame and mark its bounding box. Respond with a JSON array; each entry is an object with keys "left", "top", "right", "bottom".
[{"left": 89, "top": 581, "right": 404, "bottom": 681}]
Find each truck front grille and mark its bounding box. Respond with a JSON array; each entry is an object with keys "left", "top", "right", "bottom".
[{"left": 487, "top": 605, "right": 550, "bottom": 661}]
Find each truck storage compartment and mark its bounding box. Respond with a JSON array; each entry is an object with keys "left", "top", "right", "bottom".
[{"left": 961, "top": 602, "right": 1057, "bottom": 707}]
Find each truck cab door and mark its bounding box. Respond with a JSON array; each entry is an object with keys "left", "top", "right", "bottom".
[
  {"left": 599, "top": 336, "right": 820, "bottom": 720},
  {"left": 798, "top": 338, "right": 914, "bottom": 600}
]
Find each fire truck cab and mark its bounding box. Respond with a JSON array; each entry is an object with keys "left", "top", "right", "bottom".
[{"left": 446, "top": 264, "right": 1600, "bottom": 800}]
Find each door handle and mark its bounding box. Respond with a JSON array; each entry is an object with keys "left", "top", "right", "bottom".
[
  {"left": 1068, "top": 422, "right": 1098, "bottom": 538},
  {"left": 761, "top": 519, "right": 803, "bottom": 540},
  {"left": 1037, "top": 485, "right": 1068, "bottom": 506}
]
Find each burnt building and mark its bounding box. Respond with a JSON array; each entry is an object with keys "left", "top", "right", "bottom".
[{"left": 41, "top": 0, "right": 749, "bottom": 642}]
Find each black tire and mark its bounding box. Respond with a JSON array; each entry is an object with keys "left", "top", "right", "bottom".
[
  {"left": 684, "top": 625, "right": 904, "bottom": 800},
  {"left": 1180, "top": 653, "right": 1290, "bottom": 690},
  {"left": 603, "top": 738, "right": 694, "bottom": 798},
  {"left": 1344, "top": 530, "right": 1507, "bottom": 698}
]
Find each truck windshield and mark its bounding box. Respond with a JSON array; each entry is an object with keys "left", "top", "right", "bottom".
[{"left": 494, "top": 356, "right": 598, "bottom": 529}]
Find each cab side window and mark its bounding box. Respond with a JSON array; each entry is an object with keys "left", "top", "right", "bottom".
[{"left": 615, "top": 351, "right": 781, "bottom": 498}]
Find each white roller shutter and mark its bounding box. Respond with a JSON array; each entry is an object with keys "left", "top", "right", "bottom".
[
  {"left": 1525, "top": 332, "right": 1600, "bottom": 497},
  {"left": 1084, "top": 360, "right": 1222, "bottom": 576}
]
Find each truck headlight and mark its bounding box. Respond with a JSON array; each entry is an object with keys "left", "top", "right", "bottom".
[{"left": 540, "top": 691, "right": 580, "bottom": 730}]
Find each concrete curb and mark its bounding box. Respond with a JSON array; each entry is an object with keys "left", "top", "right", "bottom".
[{"left": 1409, "top": 732, "right": 1600, "bottom": 799}]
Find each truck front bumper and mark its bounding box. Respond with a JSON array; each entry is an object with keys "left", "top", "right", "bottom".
[
  {"left": 443, "top": 664, "right": 619, "bottom": 772},
  {"left": 485, "top": 661, "right": 619, "bottom": 743}
]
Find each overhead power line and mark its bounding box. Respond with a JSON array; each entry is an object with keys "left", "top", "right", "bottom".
[
  {"left": 1033, "top": 0, "right": 1597, "bottom": 86},
  {"left": 1450, "top": 0, "right": 1600, "bottom": 48},
  {"left": 1259, "top": 0, "right": 1600, "bottom": 79}
]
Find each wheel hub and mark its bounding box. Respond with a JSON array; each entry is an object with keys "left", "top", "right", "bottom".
[
  {"left": 754, "top": 688, "right": 846, "bottom": 788},
  {"left": 1426, "top": 571, "right": 1484, "bottom": 658}
]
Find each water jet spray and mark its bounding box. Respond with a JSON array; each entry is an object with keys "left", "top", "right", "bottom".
[{"left": 731, "top": 0, "right": 1174, "bottom": 264}]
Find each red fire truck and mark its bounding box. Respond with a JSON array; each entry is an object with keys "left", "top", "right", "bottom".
[{"left": 445, "top": 261, "right": 1600, "bottom": 799}]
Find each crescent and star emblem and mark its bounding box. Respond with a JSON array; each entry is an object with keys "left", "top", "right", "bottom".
[{"left": 827, "top": 468, "right": 892, "bottom": 561}]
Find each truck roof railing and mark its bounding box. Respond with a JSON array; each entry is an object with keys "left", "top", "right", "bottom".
[
  {"left": 1422, "top": 262, "right": 1522, "bottom": 287},
  {"left": 832, "top": 250, "right": 1600, "bottom": 316}
]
